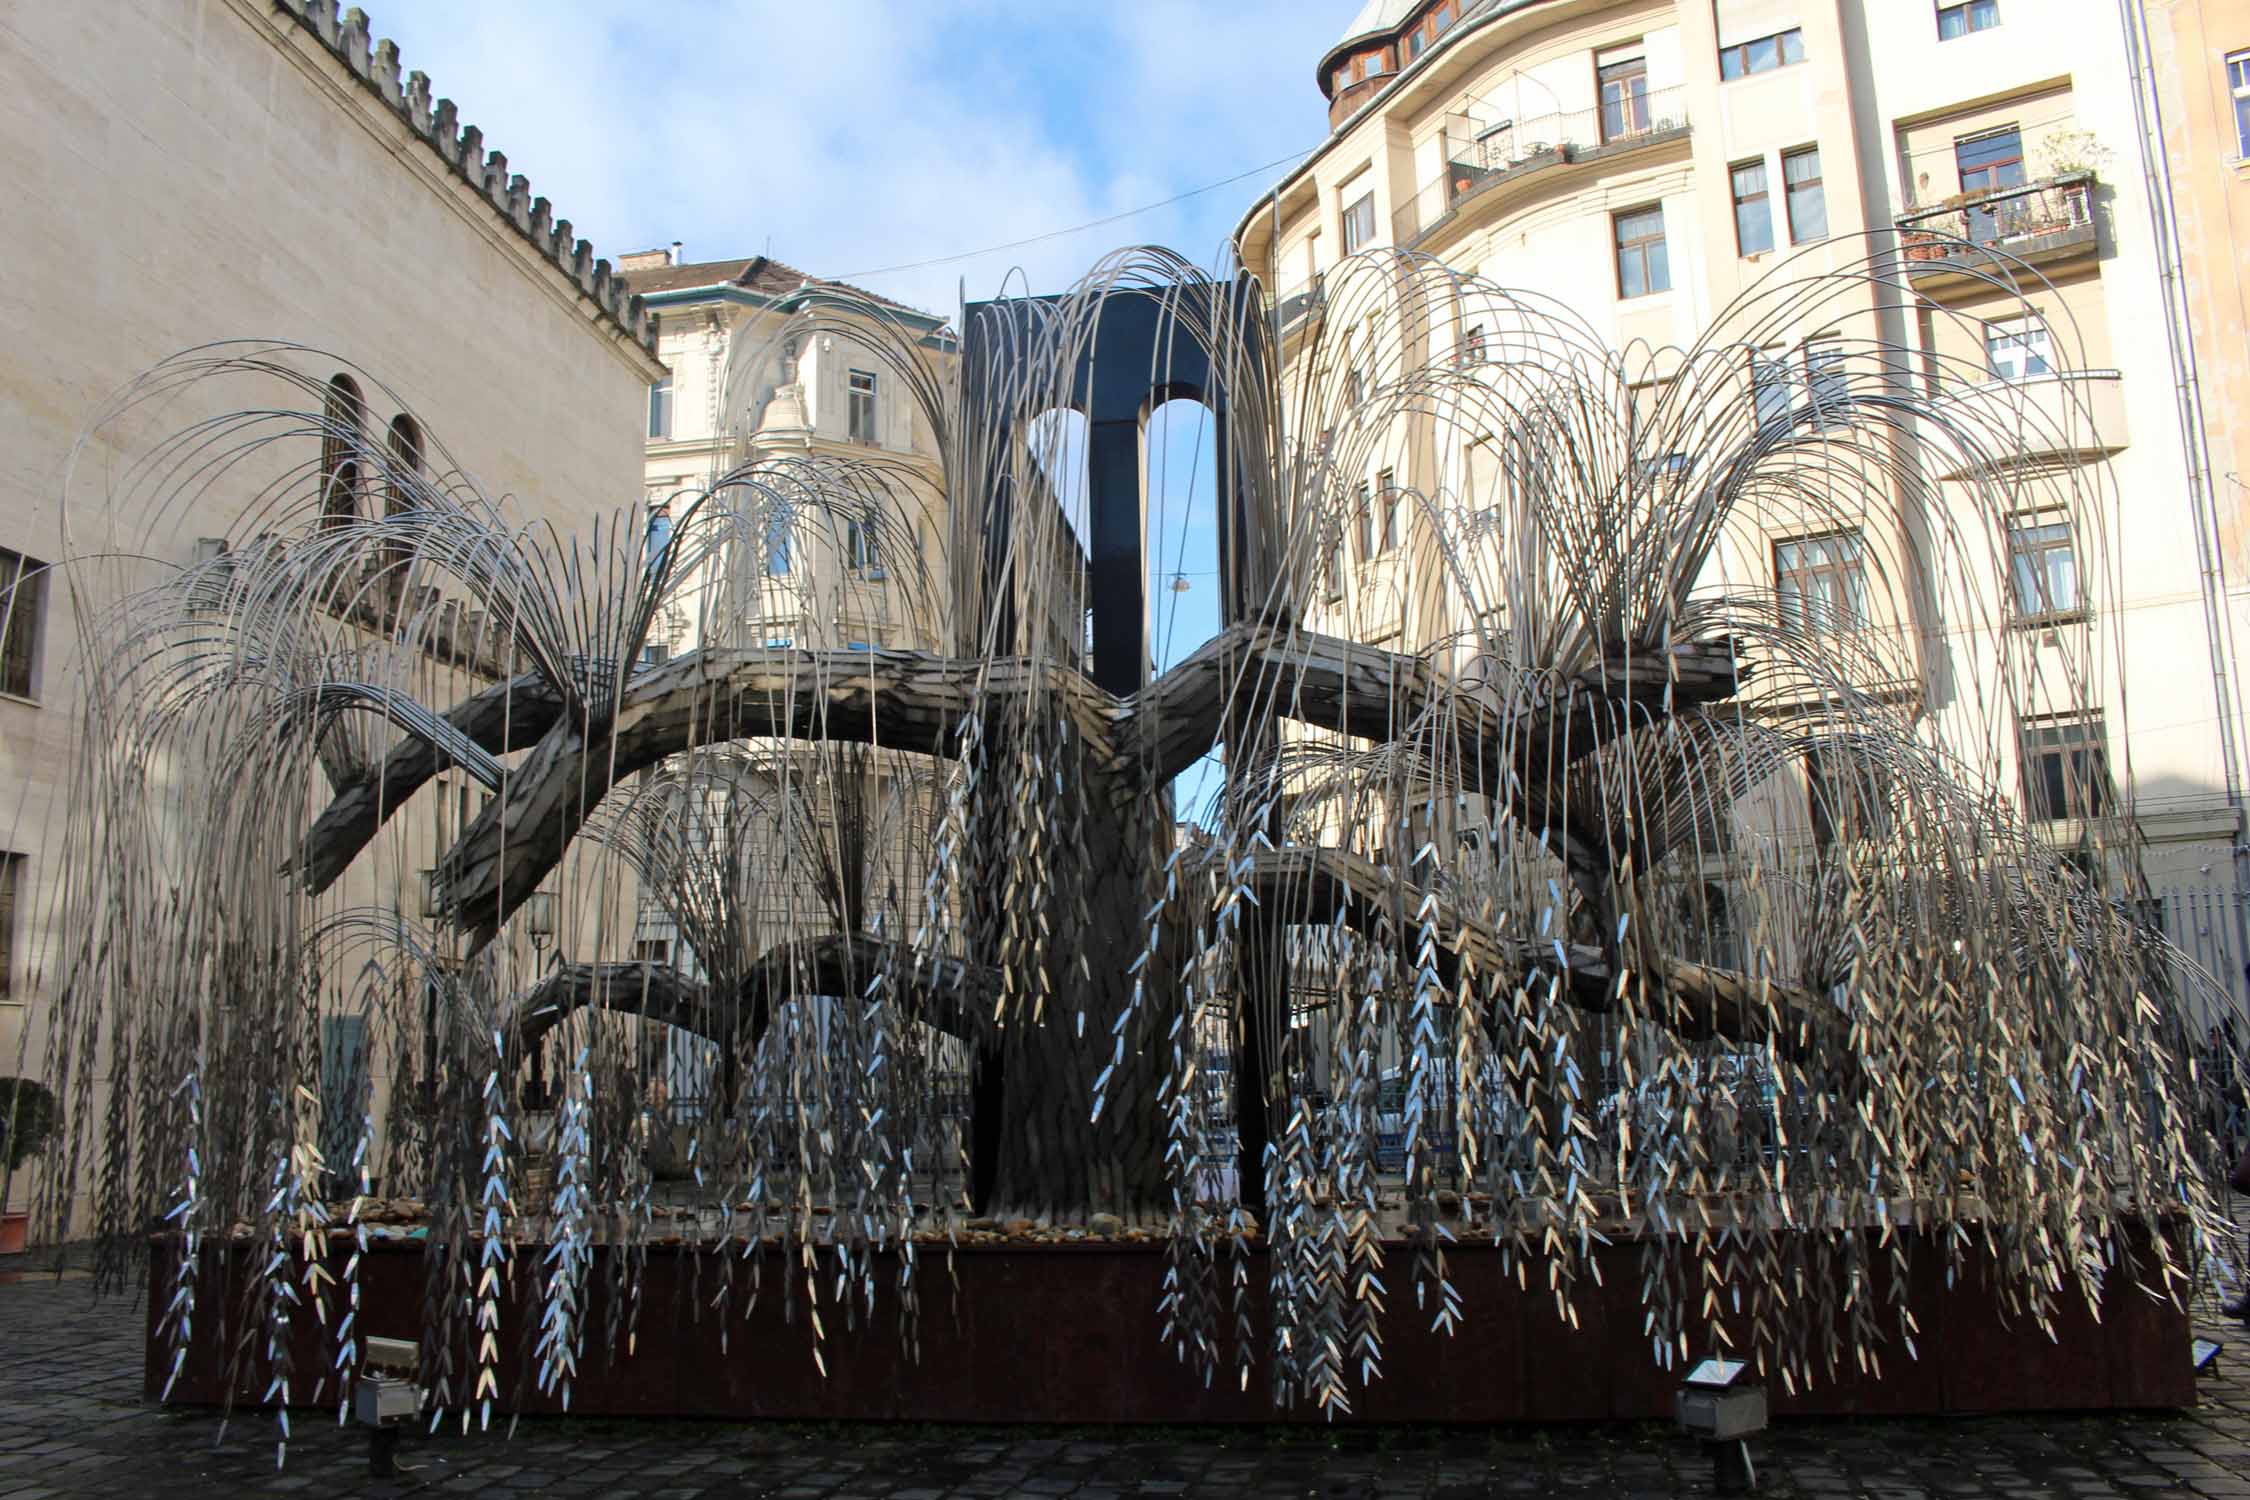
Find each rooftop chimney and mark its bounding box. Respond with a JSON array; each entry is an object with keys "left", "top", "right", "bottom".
[{"left": 670, "top": 240, "right": 683, "bottom": 266}]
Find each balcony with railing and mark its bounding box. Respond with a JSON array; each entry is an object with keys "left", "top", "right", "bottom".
[
  {"left": 1894, "top": 171, "right": 2100, "bottom": 290},
  {"left": 1392, "top": 85, "right": 1690, "bottom": 247},
  {"left": 1925, "top": 368, "right": 2128, "bottom": 480}
]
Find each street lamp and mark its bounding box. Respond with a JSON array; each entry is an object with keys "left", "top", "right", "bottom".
[
  {"left": 523, "top": 890, "right": 558, "bottom": 944},
  {"left": 521, "top": 890, "right": 559, "bottom": 1110}
]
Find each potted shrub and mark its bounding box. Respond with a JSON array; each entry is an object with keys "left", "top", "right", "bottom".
[{"left": 0, "top": 1078, "right": 57, "bottom": 1254}]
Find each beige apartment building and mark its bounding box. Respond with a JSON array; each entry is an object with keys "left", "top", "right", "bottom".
[
  {"left": 0, "top": 0, "right": 663, "bottom": 1237},
  {"left": 611, "top": 254, "right": 960, "bottom": 1108},
  {"left": 1235, "top": 0, "right": 2250, "bottom": 1004},
  {"left": 617, "top": 252, "right": 956, "bottom": 658}
]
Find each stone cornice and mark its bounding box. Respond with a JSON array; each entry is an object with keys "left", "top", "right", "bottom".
[{"left": 267, "top": 0, "right": 660, "bottom": 361}]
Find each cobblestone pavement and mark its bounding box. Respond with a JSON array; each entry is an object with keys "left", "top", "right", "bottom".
[{"left": 0, "top": 1264, "right": 2245, "bottom": 1499}]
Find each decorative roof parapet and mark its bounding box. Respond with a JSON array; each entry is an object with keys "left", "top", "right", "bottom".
[{"left": 277, "top": 0, "right": 658, "bottom": 354}]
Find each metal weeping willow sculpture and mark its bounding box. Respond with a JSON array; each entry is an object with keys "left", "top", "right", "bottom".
[{"left": 19, "top": 243, "right": 2238, "bottom": 1437}]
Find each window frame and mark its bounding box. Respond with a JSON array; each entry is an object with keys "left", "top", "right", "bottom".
[
  {"left": 319, "top": 374, "right": 365, "bottom": 529},
  {"left": 1612, "top": 203, "right": 1671, "bottom": 299},
  {"left": 1936, "top": 0, "right": 2000, "bottom": 40},
  {"left": 1774, "top": 529, "right": 1870, "bottom": 637},
  {"left": 1750, "top": 348, "right": 1793, "bottom": 433},
  {"left": 846, "top": 368, "right": 880, "bottom": 446},
  {"left": 0, "top": 850, "right": 18, "bottom": 1000},
  {"left": 1983, "top": 315, "right": 2054, "bottom": 382},
  {"left": 1783, "top": 145, "right": 1828, "bottom": 244},
  {"left": 2019, "top": 712, "right": 2111, "bottom": 822},
  {"left": 1805, "top": 746, "right": 1890, "bottom": 849},
  {"left": 1341, "top": 188, "right": 1379, "bottom": 255},
  {"left": 2227, "top": 49, "right": 2249, "bottom": 159},
  {"left": 380, "top": 414, "right": 423, "bottom": 608},
  {"left": 1597, "top": 52, "right": 1651, "bottom": 143},
  {"left": 1718, "top": 27, "right": 1806, "bottom": 81},
  {"left": 1955, "top": 127, "right": 2027, "bottom": 241},
  {"left": 647, "top": 372, "right": 674, "bottom": 441},
  {"left": 764, "top": 508, "right": 793, "bottom": 577},
  {"left": 1377, "top": 468, "right": 1401, "bottom": 553},
  {"left": 1801, "top": 336, "right": 1848, "bottom": 427},
  {"left": 2005, "top": 513, "right": 2083, "bottom": 622},
  {"left": 1731, "top": 158, "right": 1775, "bottom": 256},
  {"left": 847, "top": 512, "right": 886, "bottom": 579},
  {"left": 0, "top": 547, "right": 47, "bottom": 702}
]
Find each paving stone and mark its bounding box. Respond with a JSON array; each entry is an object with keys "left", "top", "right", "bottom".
[{"left": 7, "top": 1270, "right": 2250, "bottom": 1498}]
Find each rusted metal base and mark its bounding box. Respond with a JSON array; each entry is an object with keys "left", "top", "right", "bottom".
[{"left": 145, "top": 1230, "right": 2195, "bottom": 1422}]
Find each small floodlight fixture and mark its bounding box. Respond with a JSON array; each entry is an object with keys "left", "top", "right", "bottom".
[{"left": 1677, "top": 1357, "right": 1765, "bottom": 1494}]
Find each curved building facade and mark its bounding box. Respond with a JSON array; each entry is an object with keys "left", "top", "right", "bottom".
[{"left": 1236, "top": 0, "right": 2250, "bottom": 1014}]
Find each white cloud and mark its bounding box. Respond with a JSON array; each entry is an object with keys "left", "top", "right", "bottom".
[{"left": 358, "top": 1, "right": 1346, "bottom": 316}]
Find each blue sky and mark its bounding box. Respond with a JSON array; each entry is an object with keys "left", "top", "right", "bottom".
[
  {"left": 361, "top": 2, "right": 1345, "bottom": 316},
  {"left": 363, "top": 1, "right": 1346, "bottom": 815}
]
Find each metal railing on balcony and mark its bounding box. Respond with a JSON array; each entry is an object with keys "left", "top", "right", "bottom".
[
  {"left": 1391, "top": 85, "right": 1690, "bottom": 244},
  {"left": 1895, "top": 170, "right": 2098, "bottom": 262},
  {"left": 1458, "top": 84, "right": 1689, "bottom": 177}
]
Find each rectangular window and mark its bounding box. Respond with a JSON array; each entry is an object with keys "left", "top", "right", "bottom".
[
  {"left": 1408, "top": 28, "right": 1427, "bottom": 59},
  {"left": 1719, "top": 28, "right": 1806, "bottom": 80},
  {"left": 2021, "top": 713, "right": 2110, "bottom": 820},
  {"left": 2228, "top": 50, "right": 2249, "bottom": 158},
  {"left": 0, "top": 549, "right": 44, "bottom": 700},
  {"left": 847, "top": 369, "right": 879, "bottom": 445},
  {"left": 1775, "top": 531, "right": 1869, "bottom": 635},
  {"left": 1341, "top": 189, "right": 1378, "bottom": 254},
  {"left": 1806, "top": 748, "right": 1889, "bottom": 848},
  {"left": 632, "top": 938, "right": 673, "bottom": 966},
  {"left": 0, "top": 851, "right": 18, "bottom": 1000},
  {"left": 1802, "top": 337, "right": 1847, "bottom": 425},
  {"left": 1985, "top": 317, "right": 2053, "bottom": 380},
  {"left": 1783, "top": 146, "right": 1828, "bottom": 243},
  {"left": 848, "top": 514, "right": 884, "bottom": 577},
  {"left": 1460, "top": 323, "right": 1487, "bottom": 366},
  {"left": 647, "top": 373, "right": 673, "bottom": 440},
  {"left": 1355, "top": 480, "right": 1375, "bottom": 561},
  {"left": 1936, "top": 0, "right": 1999, "bottom": 39},
  {"left": 1731, "top": 159, "right": 1774, "bottom": 256},
  {"left": 2007, "top": 516, "right": 2080, "bottom": 618},
  {"left": 1378, "top": 468, "right": 1400, "bottom": 552},
  {"left": 1432, "top": 2, "right": 1456, "bottom": 35},
  {"left": 1956, "top": 127, "right": 2026, "bottom": 241},
  {"left": 1597, "top": 54, "right": 1651, "bottom": 143},
  {"left": 765, "top": 509, "right": 792, "bottom": 577},
  {"left": 1325, "top": 533, "right": 1346, "bottom": 601},
  {"left": 1751, "top": 350, "right": 1793, "bottom": 432},
  {"left": 1613, "top": 204, "right": 1670, "bottom": 298}
]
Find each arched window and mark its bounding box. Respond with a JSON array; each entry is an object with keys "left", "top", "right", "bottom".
[
  {"left": 380, "top": 414, "right": 422, "bottom": 610},
  {"left": 384, "top": 415, "right": 422, "bottom": 517},
  {"left": 319, "top": 375, "right": 364, "bottom": 529}
]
